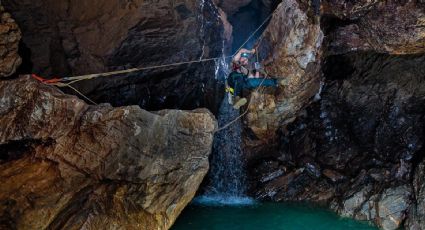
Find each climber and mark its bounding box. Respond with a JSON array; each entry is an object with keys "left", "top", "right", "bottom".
[{"left": 227, "top": 48, "right": 279, "bottom": 109}]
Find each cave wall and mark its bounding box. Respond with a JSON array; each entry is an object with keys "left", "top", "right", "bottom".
[
  {"left": 2, "top": 0, "right": 231, "bottom": 112},
  {"left": 322, "top": 0, "right": 425, "bottom": 55},
  {"left": 245, "top": 1, "right": 425, "bottom": 229},
  {"left": 243, "top": 0, "right": 323, "bottom": 141},
  {"left": 0, "top": 5, "right": 21, "bottom": 77},
  {"left": 249, "top": 52, "right": 425, "bottom": 230}
]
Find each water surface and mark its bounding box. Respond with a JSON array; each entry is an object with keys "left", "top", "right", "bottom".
[{"left": 172, "top": 202, "right": 378, "bottom": 230}]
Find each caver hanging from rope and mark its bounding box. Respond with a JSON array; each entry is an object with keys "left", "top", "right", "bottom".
[{"left": 227, "top": 48, "right": 281, "bottom": 109}]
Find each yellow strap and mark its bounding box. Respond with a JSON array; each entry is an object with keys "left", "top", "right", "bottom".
[{"left": 225, "top": 87, "right": 234, "bottom": 94}]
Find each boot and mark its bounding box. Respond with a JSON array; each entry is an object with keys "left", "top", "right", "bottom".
[
  {"left": 233, "top": 97, "right": 247, "bottom": 109},
  {"left": 279, "top": 78, "right": 289, "bottom": 86}
]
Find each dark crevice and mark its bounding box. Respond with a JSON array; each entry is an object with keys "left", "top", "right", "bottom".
[
  {"left": 411, "top": 145, "right": 425, "bottom": 181},
  {"left": 228, "top": 0, "right": 277, "bottom": 54},
  {"left": 320, "top": 15, "right": 358, "bottom": 35},
  {"left": 47, "top": 185, "right": 95, "bottom": 230},
  {"left": 322, "top": 54, "right": 355, "bottom": 81},
  {"left": 0, "top": 139, "right": 54, "bottom": 163},
  {"left": 14, "top": 41, "right": 33, "bottom": 76}
]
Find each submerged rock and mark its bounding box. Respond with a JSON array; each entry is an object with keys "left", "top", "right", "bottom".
[
  {"left": 0, "top": 5, "right": 21, "bottom": 77},
  {"left": 0, "top": 76, "right": 216, "bottom": 230}
]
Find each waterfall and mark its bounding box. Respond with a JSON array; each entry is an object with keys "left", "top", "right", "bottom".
[
  {"left": 194, "top": 94, "right": 254, "bottom": 205},
  {"left": 194, "top": 42, "right": 253, "bottom": 206},
  {"left": 198, "top": 0, "right": 206, "bottom": 60}
]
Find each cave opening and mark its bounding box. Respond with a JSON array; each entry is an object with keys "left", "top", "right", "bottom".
[
  {"left": 228, "top": 0, "right": 279, "bottom": 53},
  {"left": 0, "top": 139, "right": 52, "bottom": 164}
]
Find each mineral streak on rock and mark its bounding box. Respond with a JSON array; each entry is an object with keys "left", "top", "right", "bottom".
[{"left": 0, "top": 76, "right": 217, "bottom": 230}]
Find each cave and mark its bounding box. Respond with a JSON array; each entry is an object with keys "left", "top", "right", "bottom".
[
  {"left": 2, "top": 0, "right": 229, "bottom": 114},
  {"left": 1, "top": 0, "right": 425, "bottom": 230}
]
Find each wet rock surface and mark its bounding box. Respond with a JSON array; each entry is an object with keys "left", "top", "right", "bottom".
[
  {"left": 248, "top": 52, "right": 425, "bottom": 229},
  {"left": 323, "top": 0, "right": 425, "bottom": 55},
  {"left": 406, "top": 159, "right": 425, "bottom": 230},
  {"left": 244, "top": 0, "right": 323, "bottom": 140},
  {"left": 2, "top": 0, "right": 230, "bottom": 112},
  {"left": 0, "top": 5, "right": 21, "bottom": 77},
  {"left": 245, "top": 1, "right": 425, "bottom": 228},
  {"left": 0, "top": 76, "right": 216, "bottom": 230},
  {"left": 216, "top": 0, "right": 253, "bottom": 15},
  {"left": 1, "top": 0, "right": 425, "bottom": 229}
]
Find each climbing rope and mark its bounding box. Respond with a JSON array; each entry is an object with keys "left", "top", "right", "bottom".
[
  {"left": 214, "top": 14, "right": 274, "bottom": 133},
  {"left": 231, "top": 12, "right": 273, "bottom": 57},
  {"left": 214, "top": 75, "right": 270, "bottom": 133},
  {"left": 31, "top": 6, "right": 278, "bottom": 133},
  {"left": 33, "top": 7, "right": 275, "bottom": 87}
]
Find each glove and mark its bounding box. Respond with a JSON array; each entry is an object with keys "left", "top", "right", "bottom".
[{"left": 254, "top": 62, "right": 261, "bottom": 71}]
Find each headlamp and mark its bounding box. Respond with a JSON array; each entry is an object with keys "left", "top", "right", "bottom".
[{"left": 241, "top": 53, "right": 250, "bottom": 58}]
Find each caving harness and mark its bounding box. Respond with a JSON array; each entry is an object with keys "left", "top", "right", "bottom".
[{"left": 225, "top": 50, "right": 264, "bottom": 105}]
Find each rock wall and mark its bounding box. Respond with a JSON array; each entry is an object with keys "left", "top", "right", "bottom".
[
  {"left": 216, "top": 0, "right": 252, "bottom": 16},
  {"left": 245, "top": 0, "right": 323, "bottom": 141},
  {"left": 0, "top": 76, "right": 216, "bottom": 230},
  {"left": 246, "top": 1, "right": 425, "bottom": 229},
  {"left": 248, "top": 53, "right": 425, "bottom": 230},
  {"left": 2, "top": 0, "right": 231, "bottom": 112},
  {"left": 0, "top": 5, "right": 21, "bottom": 77},
  {"left": 406, "top": 158, "right": 425, "bottom": 230},
  {"left": 323, "top": 0, "right": 425, "bottom": 55}
]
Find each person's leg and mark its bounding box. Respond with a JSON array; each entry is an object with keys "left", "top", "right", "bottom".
[
  {"left": 244, "top": 78, "right": 277, "bottom": 89},
  {"left": 233, "top": 74, "right": 248, "bottom": 109},
  {"left": 234, "top": 74, "right": 245, "bottom": 97}
]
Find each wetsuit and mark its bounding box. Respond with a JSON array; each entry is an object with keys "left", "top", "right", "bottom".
[{"left": 227, "top": 62, "right": 277, "bottom": 97}]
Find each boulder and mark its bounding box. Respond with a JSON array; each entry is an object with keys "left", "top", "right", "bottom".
[
  {"left": 247, "top": 0, "right": 323, "bottom": 140},
  {"left": 338, "top": 185, "right": 372, "bottom": 218},
  {"left": 0, "top": 76, "right": 217, "bottom": 230},
  {"left": 337, "top": 185, "right": 411, "bottom": 230},
  {"left": 376, "top": 186, "right": 411, "bottom": 230},
  {"left": 0, "top": 5, "right": 21, "bottom": 77}
]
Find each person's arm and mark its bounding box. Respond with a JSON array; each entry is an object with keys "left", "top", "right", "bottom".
[{"left": 232, "top": 48, "right": 256, "bottom": 62}]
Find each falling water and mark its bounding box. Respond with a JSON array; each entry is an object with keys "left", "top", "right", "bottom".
[
  {"left": 198, "top": 0, "right": 206, "bottom": 60},
  {"left": 194, "top": 94, "right": 254, "bottom": 205},
  {"left": 194, "top": 44, "right": 253, "bottom": 206}
]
